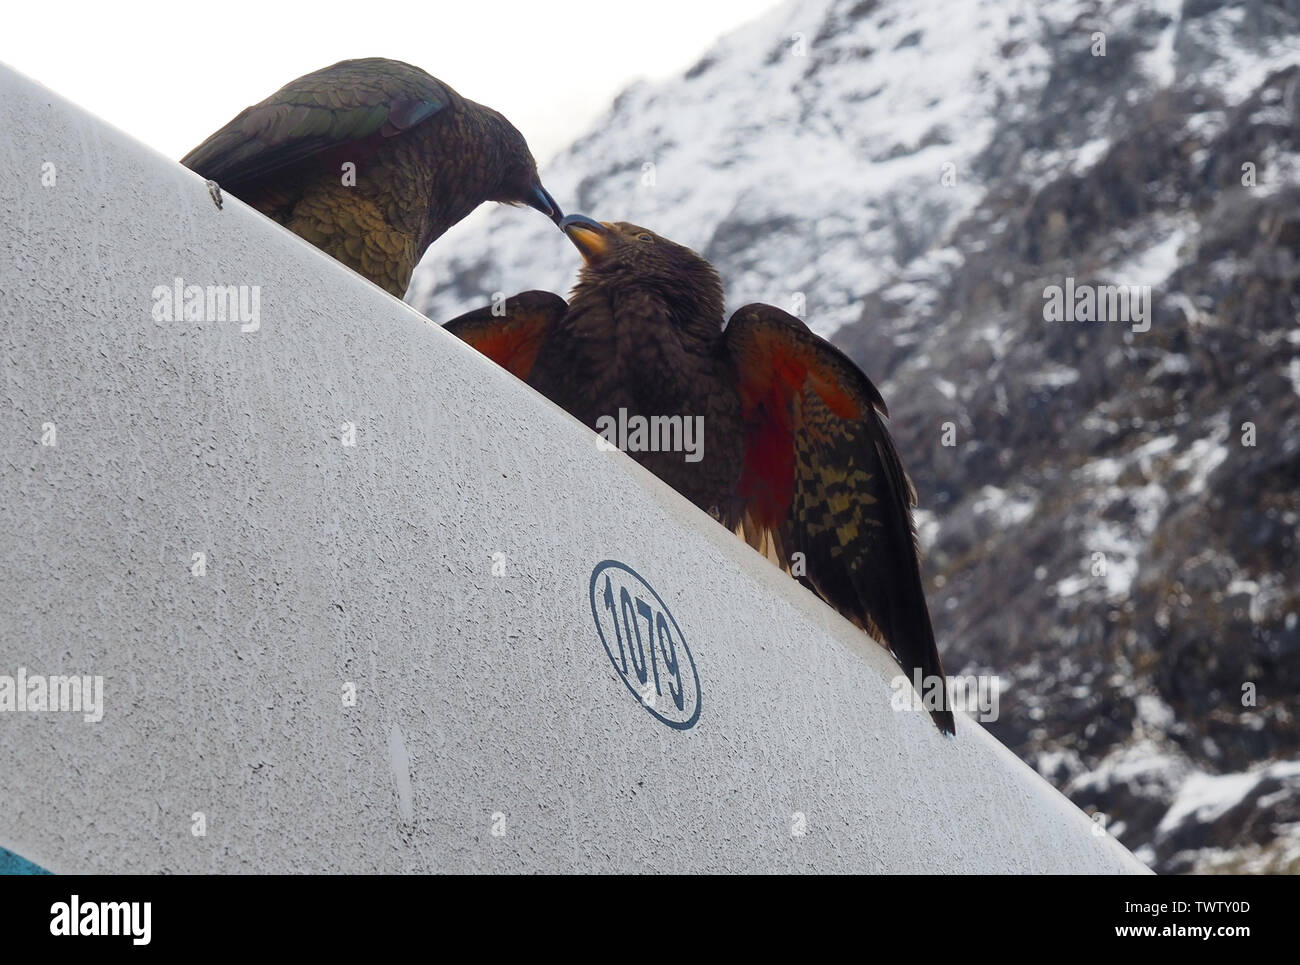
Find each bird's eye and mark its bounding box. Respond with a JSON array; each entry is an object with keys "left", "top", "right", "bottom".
[{"left": 636, "top": 233, "right": 653, "bottom": 243}]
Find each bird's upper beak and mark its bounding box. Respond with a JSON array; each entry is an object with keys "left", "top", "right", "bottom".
[
  {"left": 561, "top": 214, "right": 610, "bottom": 262},
  {"left": 527, "top": 184, "right": 565, "bottom": 226}
]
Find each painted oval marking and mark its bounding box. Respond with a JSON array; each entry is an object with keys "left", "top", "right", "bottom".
[{"left": 588, "top": 561, "right": 701, "bottom": 730}]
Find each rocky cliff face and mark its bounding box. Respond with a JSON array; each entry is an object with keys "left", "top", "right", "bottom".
[{"left": 413, "top": 0, "right": 1300, "bottom": 873}]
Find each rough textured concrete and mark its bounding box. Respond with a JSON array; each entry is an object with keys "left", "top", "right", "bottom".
[{"left": 0, "top": 62, "right": 1147, "bottom": 874}]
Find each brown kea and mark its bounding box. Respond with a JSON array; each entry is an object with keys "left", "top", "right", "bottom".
[
  {"left": 182, "top": 58, "right": 562, "bottom": 297},
  {"left": 445, "top": 216, "right": 955, "bottom": 735}
]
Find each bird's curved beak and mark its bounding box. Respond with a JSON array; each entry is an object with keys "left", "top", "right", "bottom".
[
  {"left": 528, "top": 184, "right": 565, "bottom": 226},
  {"left": 561, "top": 214, "right": 610, "bottom": 262}
]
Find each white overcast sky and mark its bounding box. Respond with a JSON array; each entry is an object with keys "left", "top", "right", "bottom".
[{"left": 2, "top": 0, "right": 775, "bottom": 165}]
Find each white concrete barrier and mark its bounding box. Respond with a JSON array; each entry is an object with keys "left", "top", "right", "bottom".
[{"left": 0, "top": 62, "right": 1146, "bottom": 874}]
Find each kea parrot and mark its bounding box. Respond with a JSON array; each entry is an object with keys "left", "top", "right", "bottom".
[
  {"left": 444, "top": 216, "right": 955, "bottom": 735},
  {"left": 182, "top": 57, "right": 563, "bottom": 297}
]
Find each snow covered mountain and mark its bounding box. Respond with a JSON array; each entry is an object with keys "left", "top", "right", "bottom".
[
  {"left": 413, "top": 0, "right": 1056, "bottom": 331},
  {"left": 412, "top": 0, "right": 1300, "bottom": 873}
]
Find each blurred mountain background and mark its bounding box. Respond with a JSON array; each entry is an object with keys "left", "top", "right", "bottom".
[{"left": 412, "top": 0, "right": 1300, "bottom": 873}]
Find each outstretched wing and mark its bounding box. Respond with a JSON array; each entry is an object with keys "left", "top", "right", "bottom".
[
  {"left": 182, "top": 58, "right": 452, "bottom": 189},
  {"left": 724, "top": 303, "right": 954, "bottom": 735},
  {"left": 443, "top": 291, "right": 567, "bottom": 382}
]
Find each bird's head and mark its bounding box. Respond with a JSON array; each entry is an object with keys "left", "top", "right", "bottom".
[
  {"left": 560, "top": 216, "right": 725, "bottom": 336},
  {"left": 485, "top": 111, "right": 564, "bottom": 226}
]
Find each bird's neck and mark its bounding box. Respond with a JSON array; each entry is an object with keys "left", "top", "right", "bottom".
[{"left": 417, "top": 110, "right": 513, "bottom": 247}]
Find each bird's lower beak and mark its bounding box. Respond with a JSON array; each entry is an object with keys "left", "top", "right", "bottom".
[
  {"left": 528, "top": 184, "right": 565, "bottom": 226},
  {"left": 561, "top": 214, "right": 610, "bottom": 262}
]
